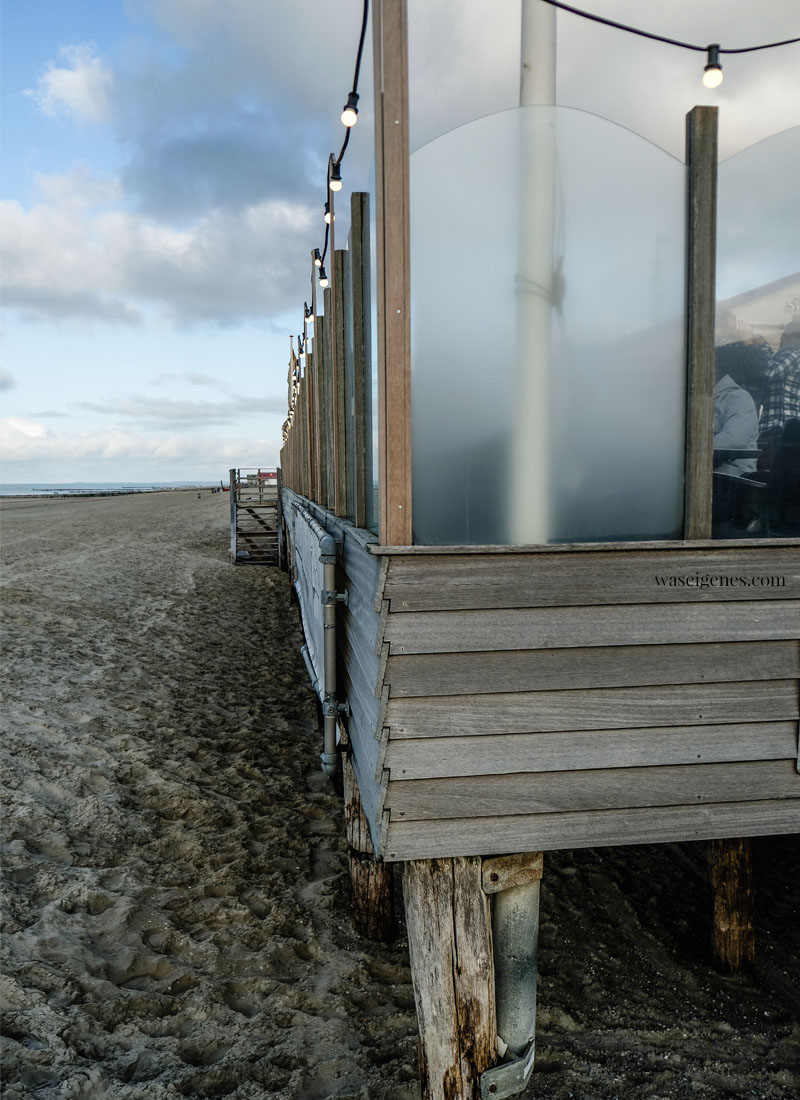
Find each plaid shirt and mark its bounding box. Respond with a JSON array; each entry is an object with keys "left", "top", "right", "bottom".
[{"left": 759, "top": 346, "right": 800, "bottom": 434}]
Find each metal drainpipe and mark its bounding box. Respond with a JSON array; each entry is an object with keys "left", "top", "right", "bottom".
[
  {"left": 481, "top": 872, "right": 541, "bottom": 1099},
  {"left": 319, "top": 534, "right": 339, "bottom": 778},
  {"left": 493, "top": 880, "right": 540, "bottom": 1055}
]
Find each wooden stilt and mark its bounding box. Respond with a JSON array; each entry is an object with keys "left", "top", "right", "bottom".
[
  {"left": 710, "top": 837, "right": 755, "bottom": 971},
  {"left": 403, "top": 858, "right": 496, "bottom": 1100},
  {"left": 343, "top": 755, "right": 395, "bottom": 942}
]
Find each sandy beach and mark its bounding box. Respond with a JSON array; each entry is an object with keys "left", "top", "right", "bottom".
[{"left": 1, "top": 489, "right": 798, "bottom": 1100}]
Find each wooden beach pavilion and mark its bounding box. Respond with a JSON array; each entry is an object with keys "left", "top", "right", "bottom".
[{"left": 278, "top": 3, "right": 800, "bottom": 1097}]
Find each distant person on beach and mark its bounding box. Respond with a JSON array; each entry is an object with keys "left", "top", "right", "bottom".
[{"left": 713, "top": 346, "right": 760, "bottom": 477}]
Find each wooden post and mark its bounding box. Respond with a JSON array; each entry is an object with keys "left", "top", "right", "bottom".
[
  {"left": 334, "top": 248, "right": 351, "bottom": 518},
  {"left": 315, "top": 313, "right": 329, "bottom": 509},
  {"left": 343, "top": 754, "right": 395, "bottom": 942},
  {"left": 373, "top": 0, "right": 412, "bottom": 544},
  {"left": 684, "top": 105, "right": 718, "bottom": 540},
  {"left": 305, "top": 348, "right": 317, "bottom": 503},
  {"left": 685, "top": 105, "right": 755, "bottom": 971},
  {"left": 710, "top": 838, "right": 755, "bottom": 971},
  {"left": 323, "top": 288, "right": 336, "bottom": 510},
  {"left": 351, "top": 192, "right": 372, "bottom": 529},
  {"left": 329, "top": 186, "right": 343, "bottom": 517},
  {"left": 403, "top": 858, "right": 496, "bottom": 1100}
]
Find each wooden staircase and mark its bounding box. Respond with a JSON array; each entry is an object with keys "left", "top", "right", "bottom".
[{"left": 229, "top": 468, "right": 281, "bottom": 565}]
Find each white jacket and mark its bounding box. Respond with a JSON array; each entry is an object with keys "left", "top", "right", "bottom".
[{"left": 713, "top": 374, "right": 759, "bottom": 476}]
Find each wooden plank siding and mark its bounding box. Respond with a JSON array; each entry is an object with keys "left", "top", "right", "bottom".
[
  {"left": 384, "top": 601, "right": 800, "bottom": 653},
  {"left": 282, "top": 489, "right": 389, "bottom": 849},
  {"left": 281, "top": 513, "right": 800, "bottom": 862},
  {"left": 382, "top": 547, "right": 800, "bottom": 611},
  {"left": 384, "top": 801, "right": 800, "bottom": 863},
  {"left": 380, "top": 547, "right": 800, "bottom": 861}
]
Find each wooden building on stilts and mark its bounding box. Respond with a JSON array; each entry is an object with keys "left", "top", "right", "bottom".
[{"left": 279, "top": 3, "right": 800, "bottom": 1097}]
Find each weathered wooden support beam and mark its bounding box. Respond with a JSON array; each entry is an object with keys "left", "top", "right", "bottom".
[
  {"left": 402, "top": 857, "right": 496, "bottom": 1100},
  {"left": 305, "top": 349, "right": 317, "bottom": 502},
  {"left": 343, "top": 754, "right": 395, "bottom": 942},
  {"left": 323, "top": 288, "right": 336, "bottom": 510},
  {"left": 351, "top": 191, "right": 372, "bottom": 529},
  {"left": 373, "top": 0, "right": 412, "bottom": 544},
  {"left": 334, "top": 248, "right": 351, "bottom": 518},
  {"left": 684, "top": 104, "right": 717, "bottom": 540},
  {"left": 685, "top": 105, "right": 755, "bottom": 972},
  {"left": 710, "top": 837, "right": 755, "bottom": 972}
]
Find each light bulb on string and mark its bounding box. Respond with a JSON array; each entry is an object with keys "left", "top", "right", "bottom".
[
  {"left": 329, "top": 162, "right": 343, "bottom": 192},
  {"left": 341, "top": 92, "right": 359, "bottom": 128},
  {"left": 324, "top": 202, "right": 334, "bottom": 225},
  {"left": 702, "top": 43, "right": 723, "bottom": 87},
  {"left": 314, "top": 248, "right": 322, "bottom": 268},
  {"left": 319, "top": 266, "right": 329, "bottom": 288}
]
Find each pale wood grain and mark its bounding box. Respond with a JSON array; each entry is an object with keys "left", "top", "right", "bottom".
[
  {"left": 385, "top": 640, "right": 800, "bottom": 697},
  {"left": 384, "top": 799, "right": 800, "bottom": 862},
  {"left": 384, "top": 601, "right": 800, "bottom": 653},
  {"left": 384, "top": 721, "right": 798, "bottom": 779},
  {"left": 385, "top": 759, "right": 800, "bottom": 821}
]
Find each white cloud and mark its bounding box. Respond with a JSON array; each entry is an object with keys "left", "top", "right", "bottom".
[
  {"left": 0, "top": 169, "right": 315, "bottom": 326},
  {"left": 77, "top": 392, "right": 284, "bottom": 426},
  {"left": 27, "top": 44, "right": 114, "bottom": 125},
  {"left": 1, "top": 417, "right": 48, "bottom": 442},
  {"left": 152, "top": 371, "right": 226, "bottom": 387},
  {"left": 0, "top": 418, "right": 280, "bottom": 476}
]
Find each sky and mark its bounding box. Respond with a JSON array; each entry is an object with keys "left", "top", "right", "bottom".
[
  {"left": 0, "top": 0, "right": 369, "bottom": 484},
  {"left": 1, "top": 1, "right": 798, "bottom": 484}
]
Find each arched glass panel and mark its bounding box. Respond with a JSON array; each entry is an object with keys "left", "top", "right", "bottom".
[{"left": 410, "top": 106, "right": 687, "bottom": 544}]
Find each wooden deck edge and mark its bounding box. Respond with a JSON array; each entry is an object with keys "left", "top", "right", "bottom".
[
  {"left": 382, "top": 800, "right": 800, "bottom": 862},
  {"left": 368, "top": 537, "right": 800, "bottom": 555}
]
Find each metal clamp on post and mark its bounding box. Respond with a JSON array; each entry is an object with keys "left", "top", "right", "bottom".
[
  {"left": 480, "top": 1042, "right": 536, "bottom": 1100},
  {"left": 321, "top": 588, "right": 349, "bottom": 607}
]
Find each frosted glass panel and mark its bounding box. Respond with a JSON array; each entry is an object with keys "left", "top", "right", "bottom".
[
  {"left": 407, "top": 0, "right": 520, "bottom": 152},
  {"left": 714, "top": 127, "right": 800, "bottom": 538},
  {"left": 410, "top": 106, "right": 686, "bottom": 544}
]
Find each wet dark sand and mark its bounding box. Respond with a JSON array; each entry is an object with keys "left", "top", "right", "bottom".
[{"left": 1, "top": 491, "right": 798, "bottom": 1099}]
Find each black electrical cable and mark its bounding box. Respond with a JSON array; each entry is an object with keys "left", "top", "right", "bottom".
[
  {"left": 315, "top": 0, "right": 369, "bottom": 291},
  {"left": 351, "top": 0, "right": 369, "bottom": 96},
  {"left": 536, "top": 0, "right": 800, "bottom": 54}
]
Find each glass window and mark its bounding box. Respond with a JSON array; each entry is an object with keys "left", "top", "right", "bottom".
[{"left": 713, "top": 126, "right": 800, "bottom": 538}]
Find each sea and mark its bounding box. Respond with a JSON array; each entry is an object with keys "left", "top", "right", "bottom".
[{"left": 0, "top": 481, "right": 219, "bottom": 498}]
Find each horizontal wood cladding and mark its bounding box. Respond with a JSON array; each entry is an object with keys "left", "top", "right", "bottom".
[
  {"left": 385, "top": 759, "right": 800, "bottom": 821},
  {"left": 386, "top": 640, "right": 800, "bottom": 697},
  {"left": 386, "top": 680, "right": 798, "bottom": 738},
  {"left": 384, "top": 799, "right": 800, "bottom": 861},
  {"left": 384, "top": 721, "right": 799, "bottom": 780},
  {"left": 383, "top": 601, "right": 800, "bottom": 654},
  {"left": 383, "top": 547, "right": 800, "bottom": 611}
]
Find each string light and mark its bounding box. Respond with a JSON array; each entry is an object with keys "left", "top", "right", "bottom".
[
  {"left": 329, "top": 161, "right": 343, "bottom": 192},
  {"left": 341, "top": 91, "right": 359, "bottom": 127},
  {"left": 702, "top": 43, "right": 723, "bottom": 88},
  {"left": 324, "top": 202, "right": 334, "bottom": 225},
  {"left": 536, "top": 0, "right": 799, "bottom": 86},
  {"left": 318, "top": 267, "right": 329, "bottom": 288},
  {"left": 313, "top": 248, "right": 322, "bottom": 268}
]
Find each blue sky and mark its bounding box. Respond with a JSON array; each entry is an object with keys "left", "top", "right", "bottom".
[
  {"left": 1, "top": 1, "right": 798, "bottom": 484},
  {"left": 0, "top": 0, "right": 367, "bottom": 483}
]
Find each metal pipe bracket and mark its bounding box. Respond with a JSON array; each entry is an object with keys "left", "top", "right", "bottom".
[{"left": 480, "top": 1041, "right": 536, "bottom": 1100}]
